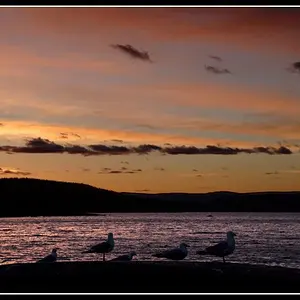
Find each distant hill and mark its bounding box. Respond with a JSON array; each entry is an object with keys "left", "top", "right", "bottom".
[{"left": 0, "top": 178, "right": 300, "bottom": 217}]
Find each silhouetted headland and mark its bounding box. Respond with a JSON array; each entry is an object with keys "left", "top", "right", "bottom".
[
  {"left": 1, "top": 178, "right": 300, "bottom": 217},
  {"left": 0, "top": 261, "right": 299, "bottom": 293}
]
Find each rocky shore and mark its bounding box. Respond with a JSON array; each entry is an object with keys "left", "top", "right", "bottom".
[{"left": 0, "top": 261, "right": 299, "bottom": 293}]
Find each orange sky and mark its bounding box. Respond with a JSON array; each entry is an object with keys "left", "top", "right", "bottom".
[{"left": 0, "top": 6, "right": 300, "bottom": 193}]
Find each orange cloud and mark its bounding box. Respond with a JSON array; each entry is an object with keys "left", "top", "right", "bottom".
[{"left": 0, "top": 120, "right": 277, "bottom": 149}]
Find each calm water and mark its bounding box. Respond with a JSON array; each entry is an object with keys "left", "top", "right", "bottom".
[{"left": 0, "top": 213, "right": 300, "bottom": 268}]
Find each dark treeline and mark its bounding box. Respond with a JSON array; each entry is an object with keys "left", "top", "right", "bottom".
[{"left": 0, "top": 178, "right": 300, "bottom": 217}]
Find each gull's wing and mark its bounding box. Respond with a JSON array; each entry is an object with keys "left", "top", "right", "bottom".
[
  {"left": 206, "top": 240, "right": 229, "bottom": 256},
  {"left": 110, "top": 254, "right": 131, "bottom": 261},
  {"left": 89, "top": 241, "right": 112, "bottom": 253},
  {"left": 37, "top": 254, "right": 56, "bottom": 263}
]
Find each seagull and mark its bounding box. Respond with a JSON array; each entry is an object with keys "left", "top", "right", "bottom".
[
  {"left": 196, "top": 231, "right": 236, "bottom": 263},
  {"left": 82, "top": 232, "right": 114, "bottom": 261},
  {"left": 109, "top": 251, "right": 137, "bottom": 262},
  {"left": 36, "top": 248, "right": 58, "bottom": 263},
  {"left": 152, "top": 243, "right": 189, "bottom": 261}
]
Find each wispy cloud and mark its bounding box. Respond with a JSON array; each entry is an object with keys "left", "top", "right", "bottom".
[
  {"left": 111, "top": 44, "right": 153, "bottom": 62},
  {"left": 98, "top": 167, "right": 142, "bottom": 175},
  {"left": 208, "top": 55, "right": 222, "bottom": 62},
  {"left": 204, "top": 65, "right": 231, "bottom": 75},
  {"left": 154, "top": 167, "right": 165, "bottom": 171},
  {"left": 0, "top": 167, "right": 31, "bottom": 176},
  {"left": 59, "top": 132, "right": 81, "bottom": 140}
]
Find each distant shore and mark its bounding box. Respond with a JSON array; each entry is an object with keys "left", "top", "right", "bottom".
[{"left": 1, "top": 261, "right": 300, "bottom": 293}]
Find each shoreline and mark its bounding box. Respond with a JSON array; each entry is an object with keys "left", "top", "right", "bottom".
[{"left": 1, "top": 261, "right": 300, "bottom": 293}]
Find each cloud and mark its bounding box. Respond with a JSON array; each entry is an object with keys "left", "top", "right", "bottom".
[
  {"left": 59, "top": 133, "right": 69, "bottom": 139},
  {"left": 162, "top": 145, "right": 293, "bottom": 155},
  {"left": 0, "top": 138, "right": 295, "bottom": 156},
  {"left": 0, "top": 123, "right": 4, "bottom": 127},
  {"left": 110, "top": 139, "right": 123, "bottom": 143},
  {"left": 135, "top": 189, "right": 150, "bottom": 192},
  {"left": 121, "top": 161, "right": 129, "bottom": 165},
  {"left": 98, "top": 167, "right": 142, "bottom": 175},
  {"left": 289, "top": 61, "right": 300, "bottom": 74},
  {"left": 192, "top": 169, "right": 198, "bottom": 172},
  {"left": 0, "top": 167, "right": 31, "bottom": 176},
  {"left": 88, "top": 144, "right": 131, "bottom": 155},
  {"left": 134, "top": 144, "right": 162, "bottom": 154},
  {"left": 209, "top": 55, "right": 222, "bottom": 62},
  {"left": 59, "top": 132, "right": 81, "bottom": 139},
  {"left": 204, "top": 65, "right": 231, "bottom": 75},
  {"left": 14, "top": 137, "right": 65, "bottom": 153},
  {"left": 111, "top": 44, "right": 152, "bottom": 62},
  {"left": 64, "top": 145, "right": 93, "bottom": 156},
  {"left": 154, "top": 167, "right": 165, "bottom": 171},
  {"left": 82, "top": 168, "right": 90, "bottom": 172},
  {"left": 265, "top": 171, "right": 279, "bottom": 175}
]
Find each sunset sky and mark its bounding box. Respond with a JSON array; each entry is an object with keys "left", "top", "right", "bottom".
[{"left": 0, "top": 6, "right": 300, "bottom": 193}]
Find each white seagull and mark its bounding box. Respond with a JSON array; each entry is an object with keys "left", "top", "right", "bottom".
[
  {"left": 109, "top": 251, "right": 137, "bottom": 262},
  {"left": 196, "top": 231, "right": 236, "bottom": 263},
  {"left": 152, "top": 243, "right": 189, "bottom": 261},
  {"left": 36, "top": 248, "right": 58, "bottom": 263},
  {"left": 82, "top": 232, "right": 114, "bottom": 261}
]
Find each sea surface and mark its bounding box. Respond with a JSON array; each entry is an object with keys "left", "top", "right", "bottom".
[{"left": 0, "top": 213, "right": 299, "bottom": 268}]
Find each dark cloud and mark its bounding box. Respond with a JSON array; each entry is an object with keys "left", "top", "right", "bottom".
[
  {"left": 15, "top": 138, "right": 65, "bottom": 154},
  {"left": 0, "top": 167, "right": 31, "bottom": 176},
  {"left": 204, "top": 65, "right": 231, "bottom": 74},
  {"left": 134, "top": 144, "right": 162, "bottom": 154},
  {"left": 289, "top": 61, "right": 300, "bottom": 73},
  {"left": 192, "top": 169, "right": 198, "bottom": 172},
  {"left": 111, "top": 44, "right": 153, "bottom": 62},
  {"left": 196, "top": 174, "right": 203, "bottom": 177},
  {"left": 64, "top": 145, "right": 93, "bottom": 156},
  {"left": 265, "top": 171, "right": 279, "bottom": 175},
  {"left": 121, "top": 167, "right": 128, "bottom": 170},
  {"left": 135, "top": 189, "right": 150, "bottom": 192},
  {"left": 132, "top": 169, "right": 142, "bottom": 172},
  {"left": 0, "top": 138, "right": 294, "bottom": 156},
  {"left": 162, "top": 145, "right": 293, "bottom": 155},
  {"left": 0, "top": 123, "right": 4, "bottom": 127},
  {"left": 82, "top": 168, "right": 90, "bottom": 172},
  {"left": 121, "top": 161, "right": 129, "bottom": 165},
  {"left": 89, "top": 144, "right": 131, "bottom": 155},
  {"left": 221, "top": 167, "right": 228, "bottom": 171},
  {"left": 208, "top": 55, "right": 222, "bottom": 62}
]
